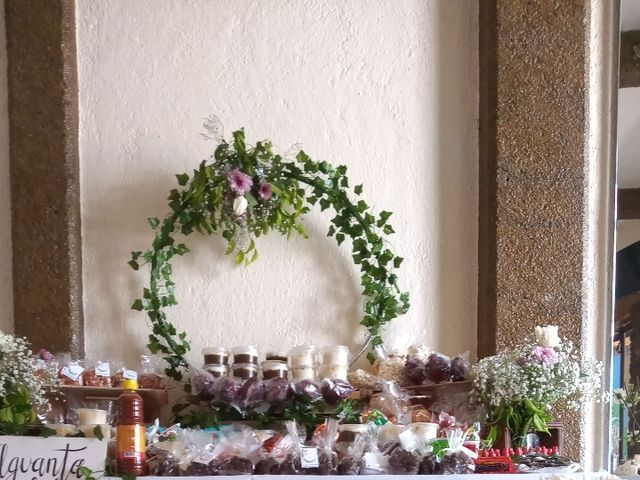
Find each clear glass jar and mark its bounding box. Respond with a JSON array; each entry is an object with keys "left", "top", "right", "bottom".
[
  {"left": 290, "top": 364, "right": 316, "bottom": 381},
  {"left": 261, "top": 360, "right": 288, "bottom": 380},
  {"left": 320, "top": 346, "right": 350, "bottom": 366},
  {"left": 288, "top": 346, "right": 317, "bottom": 368},
  {"left": 265, "top": 351, "right": 288, "bottom": 363},
  {"left": 232, "top": 362, "right": 259, "bottom": 379},
  {"left": 202, "top": 346, "right": 228, "bottom": 365},
  {"left": 232, "top": 346, "right": 259, "bottom": 365},
  {"left": 319, "top": 363, "right": 349, "bottom": 381},
  {"left": 204, "top": 364, "right": 228, "bottom": 378}
]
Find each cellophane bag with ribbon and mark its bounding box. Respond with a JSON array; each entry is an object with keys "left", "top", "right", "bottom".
[{"left": 439, "top": 427, "right": 476, "bottom": 474}]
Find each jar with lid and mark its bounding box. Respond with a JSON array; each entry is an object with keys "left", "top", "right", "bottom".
[
  {"left": 319, "top": 363, "right": 349, "bottom": 381},
  {"left": 204, "top": 364, "right": 228, "bottom": 378},
  {"left": 320, "top": 346, "right": 350, "bottom": 366},
  {"left": 202, "top": 347, "right": 228, "bottom": 365},
  {"left": 265, "top": 351, "right": 288, "bottom": 363},
  {"left": 232, "top": 346, "right": 259, "bottom": 365},
  {"left": 261, "top": 360, "right": 288, "bottom": 380},
  {"left": 290, "top": 365, "right": 316, "bottom": 382},
  {"left": 288, "top": 346, "right": 318, "bottom": 368},
  {"left": 232, "top": 363, "right": 259, "bottom": 380}
]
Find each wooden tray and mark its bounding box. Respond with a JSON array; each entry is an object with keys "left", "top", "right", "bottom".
[
  {"left": 48, "top": 386, "right": 168, "bottom": 424},
  {"left": 404, "top": 379, "right": 473, "bottom": 409}
]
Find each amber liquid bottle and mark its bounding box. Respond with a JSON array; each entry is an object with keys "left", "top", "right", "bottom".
[{"left": 116, "top": 378, "right": 147, "bottom": 476}]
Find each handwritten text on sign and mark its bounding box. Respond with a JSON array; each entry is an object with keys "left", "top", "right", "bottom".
[{"left": 0, "top": 436, "right": 107, "bottom": 480}]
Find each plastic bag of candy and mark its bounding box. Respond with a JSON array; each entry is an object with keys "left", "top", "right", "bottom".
[
  {"left": 190, "top": 368, "right": 217, "bottom": 400},
  {"left": 321, "top": 379, "right": 356, "bottom": 406},
  {"left": 404, "top": 355, "right": 427, "bottom": 385},
  {"left": 439, "top": 428, "right": 476, "bottom": 474},
  {"left": 450, "top": 351, "right": 471, "bottom": 382},
  {"left": 212, "top": 425, "right": 262, "bottom": 475},
  {"left": 291, "top": 379, "right": 323, "bottom": 402},
  {"left": 146, "top": 424, "right": 185, "bottom": 476},
  {"left": 139, "top": 354, "right": 166, "bottom": 389},
  {"left": 254, "top": 432, "right": 284, "bottom": 476},
  {"left": 311, "top": 418, "right": 339, "bottom": 474},
  {"left": 82, "top": 360, "right": 112, "bottom": 387},
  {"left": 336, "top": 428, "right": 367, "bottom": 475},
  {"left": 58, "top": 355, "right": 84, "bottom": 386},
  {"left": 367, "top": 381, "right": 411, "bottom": 424},
  {"left": 264, "top": 377, "right": 293, "bottom": 411},
  {"left": 232, "top": 377, "right": 265, "bottom": 412},
  {"left": 384, "top": 427, "right": 420, "bottom": 474},
  {"left": 111, "top": 362, "right": 137, "bottom": 388},
  {"left": 360, "top": 423, "right": 389, "bottom": 475},
  {"left": 181, "top": 429, "right": 221, "bottom": 476},
  {"left": 213, "top": 376, "right": 241, "bottom": 405},
  {"left": 277, "top": 420, "right": 338, "bottom": 475}
]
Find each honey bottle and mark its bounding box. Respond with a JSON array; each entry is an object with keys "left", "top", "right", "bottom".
[{"left": 116, "top": 378, "right": 146, "bottom": 475}]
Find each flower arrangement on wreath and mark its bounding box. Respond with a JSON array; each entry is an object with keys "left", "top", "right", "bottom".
[
  {"left": 130, "top": 118, "right": 410, "bottom": 382},
  {"left": 471, "top": 325, "right": 603, "bottom": 447},
  {"left": 0, "top": 332, "right": 56, "bottom": 434}
]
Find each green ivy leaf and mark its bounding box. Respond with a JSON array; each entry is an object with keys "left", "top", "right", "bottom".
[
  {"left": 354, "top": 184, "right": 363, "bottom": 195},
  {"left": 131, "top": 299, "right": 144, "bottom": 311},
  {"left": 92, "top": 425, "right": 104, "bottom": 441},
  {"left": 336, "top": 233, "right": 345, "bottom": 245},
  {"left": 147, "top": 217, "right": 160, "bottom": 229},
  {"left": 176, "top": 173, "right": 189, "bottom": 186}
]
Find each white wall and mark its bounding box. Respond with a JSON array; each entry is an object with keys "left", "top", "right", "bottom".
[
  {"left": 618, "top": 88, "right": 640, "bottom": 189},
  {"left": 617, "top": 88, "right": 640, "bottom": 252},
  {"left": 77, "top": 0, "right": 478, "bottom": 369},
  {"left": 0, "top": 0, "right": 12, "bottom": 334}
]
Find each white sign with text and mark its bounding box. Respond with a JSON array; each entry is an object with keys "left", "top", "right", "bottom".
[{"left": 0, "top": 436, "right": 107, "bottom": 480}]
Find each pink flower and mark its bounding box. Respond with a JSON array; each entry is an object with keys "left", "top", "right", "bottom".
[
  {"left": 227, "top": 168, "right": 253, "bottom": 194},
  {"left": 533, "top": 346, "right": 559, "bottom": 368},
  {"left": 259, "top": 181, "right": 273, "bottom": 200}
]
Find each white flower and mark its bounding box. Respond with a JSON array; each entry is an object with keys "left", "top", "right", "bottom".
[
  {"left": 535, "top": 325, "right": 561, "bottom": 348},
  {"left": 614, "top": 388, "right": 627, "bottom": 400},
  {"left": 233, "top": 196, "right": 248, "bottom": 216}
]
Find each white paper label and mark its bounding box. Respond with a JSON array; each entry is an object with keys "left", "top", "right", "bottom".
[
  {"left": 363, "top": 452, "right": 381, "bottom": 470},
  {"left": 95, "top": 362, "right": 111, "bottom": 377},
  {"left": 62, "top": 364, "right": 84, "bottom": 381},
  {"left": 399, "top": 428, "right": 418, "bottom": 452},
  {"left": 300, "top": 447, "right": 319, "bottom": 468},
  {"left": 193, "top": 451, "right": 216, "bottom": 465},
  {"left": 123, "top": 368, "right": 138, "bottom": 380}
]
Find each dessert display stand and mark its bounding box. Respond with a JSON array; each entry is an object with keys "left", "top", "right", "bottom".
[{"left": 105, "top": 474, "right": 604, "bottom": 480}]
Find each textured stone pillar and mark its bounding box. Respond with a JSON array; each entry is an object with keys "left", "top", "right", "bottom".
[
  {"left": 5, "top": 0, "right": 83, "bottom": 356},
  {"left": 479, "top": 0, "right": 618, "bottom": 466}
]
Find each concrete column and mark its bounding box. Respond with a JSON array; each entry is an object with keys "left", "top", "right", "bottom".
[
  {"left": 5, "top": 0, "right": 83, "bottom": 356},
  {"left": 478, "top": 0, "right": 618, "bottom": 467}
]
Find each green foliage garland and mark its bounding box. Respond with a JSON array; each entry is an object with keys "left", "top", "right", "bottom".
[{"left": 130, "top": 129, "right": 410, "bottom": 381}]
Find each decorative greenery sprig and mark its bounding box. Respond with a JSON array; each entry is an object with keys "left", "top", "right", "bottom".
[{"left": 130, "top": 129, "right": 409, "bottom": 381}]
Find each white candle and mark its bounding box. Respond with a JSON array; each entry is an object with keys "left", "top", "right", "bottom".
[{"left": 77, "top": 408, "right": 108, "bottom": 425}]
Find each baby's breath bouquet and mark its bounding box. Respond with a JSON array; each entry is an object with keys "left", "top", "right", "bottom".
[
  {"left": 472, "top": 326, "right": 602, "bottom": 446},
  {"left": 0, "top": 332, "right": 53, "bottom": 434}
]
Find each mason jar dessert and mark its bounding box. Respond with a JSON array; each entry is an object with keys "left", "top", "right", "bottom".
[
  {"left": 202, "top": 346, "right": 229, "bottom": 365},
  {"left": 261, "top": 360, "right": 289, "bottom": 380},
  {"left": 232, "top": 363, "right": 258, "bottom": 379},
  {"left": 232, "top": 346, "right": 259, "bottom": 365}
]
